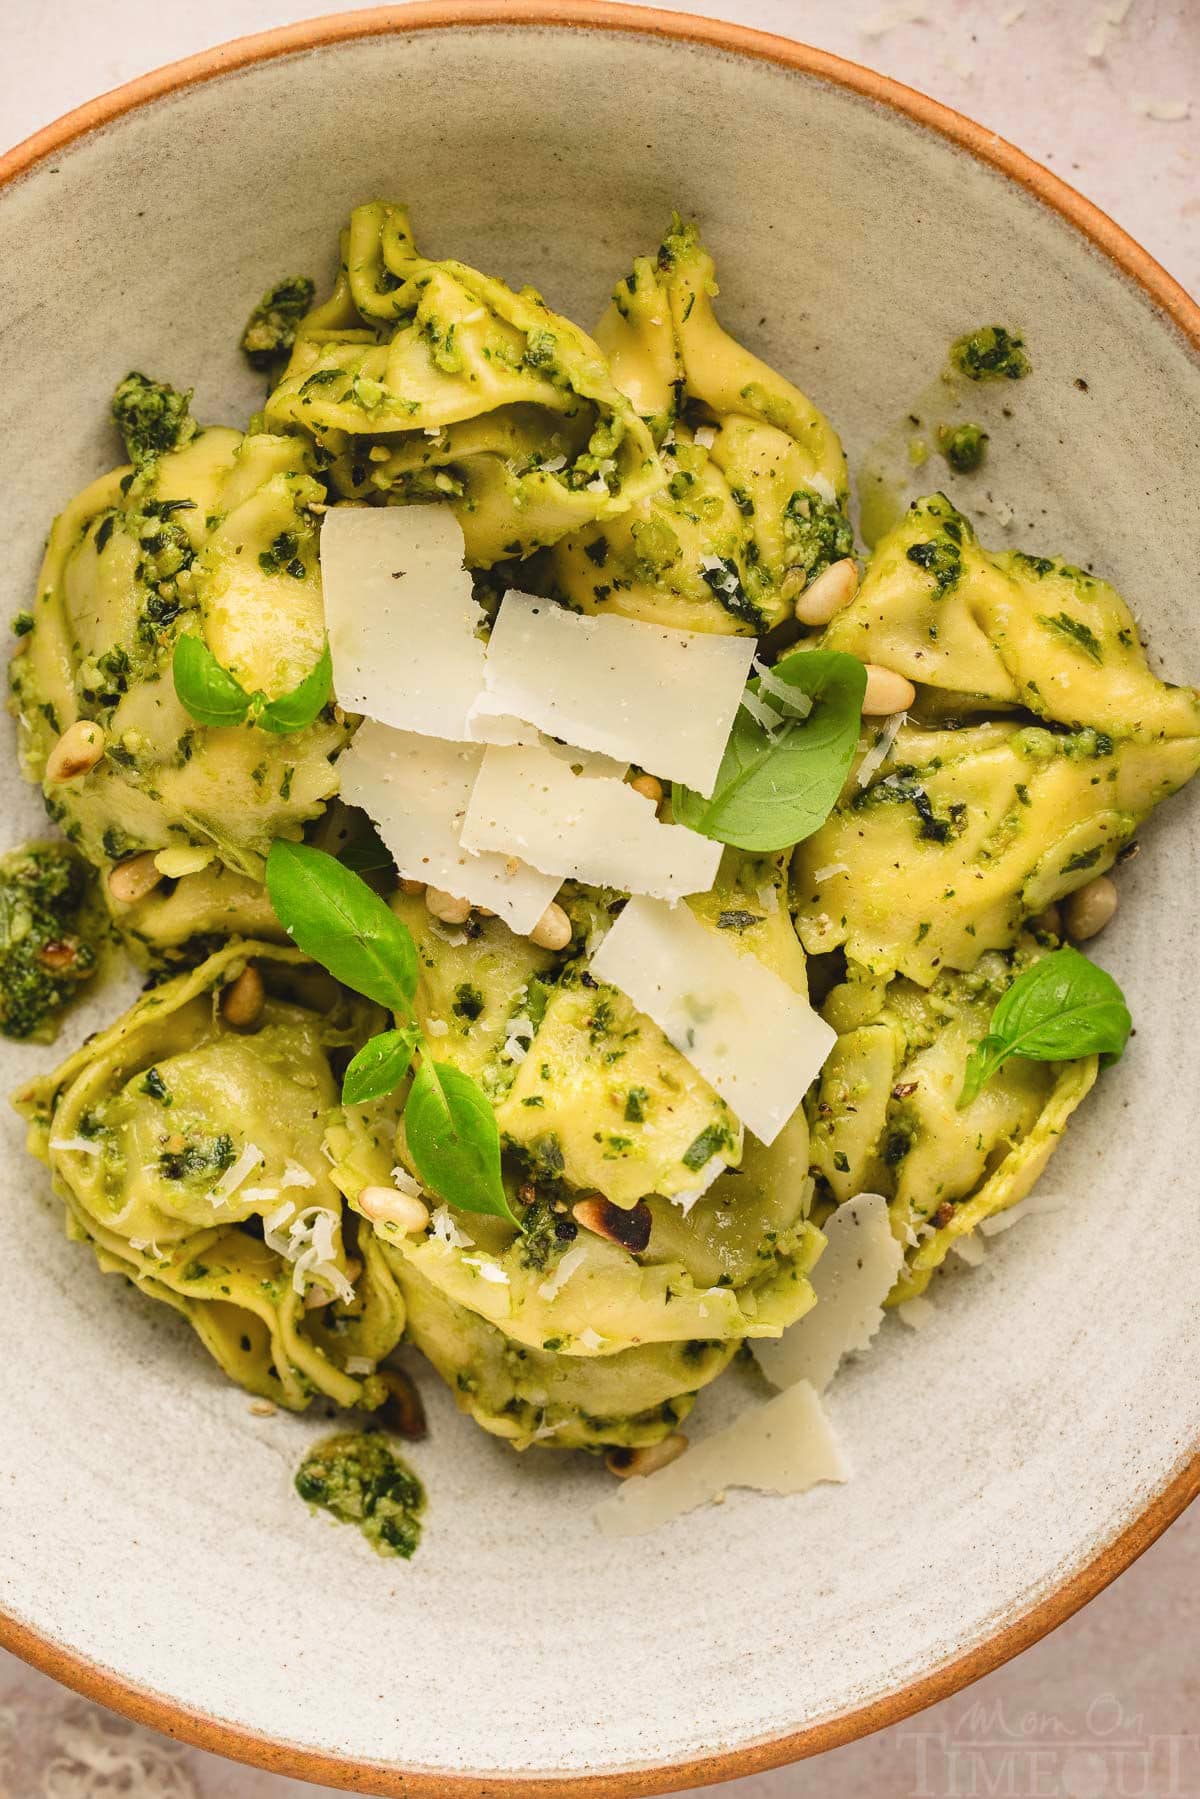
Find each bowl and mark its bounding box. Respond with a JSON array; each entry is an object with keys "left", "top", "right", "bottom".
[{"left": 1, "top": 5, "right": 1197, "bottom": 1793}]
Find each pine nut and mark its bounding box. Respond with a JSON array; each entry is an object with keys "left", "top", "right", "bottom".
[
  {"left": 781, "top": 566, "right": 808, "bottom": 604},
  {"left": 38, "top": 940, "right": 78, "bottom": 971},
  {"left": 220, "top": 964, "right": 265, "bottom": 1032},
  {"left": 573, "top": 1194, "right": 652, "bottom": 1253},
  {"left": 359, "top": 1185, "right": 430, "bottom": 1235},
  {"left": 630, "top": 773, "right": 663, "bottom": 805},
  {"left": 107, "top": 851, "right": 162, "bottom": 905},
  {"left": 378, "top": 1366, "right": 428, "bottom": 1440},
  {"left": 1030, "top": 903, "right": 1061, "bottom": 938},
  {"left": 1063, "top": 874, "right": 1117, "bottom": 942},
  {"left": 399, "top": 878, "right": 426, "bottom": 896},
  {"left": 529, "top": 900, "right": 572, "bottom": 951},
  {"left": 794, "top": 557, "right": 859, "bottom": 627},
  {"left": 249, "top": 1400, "right": 276, "bottom": 1417},
  {"left": 45, "top": 720, "right": 106, "bottom": 783},
  {"left": 425, "top": 886, "right": 471, "bottom": 924},
  {"left": 606, "top": 1433, "right": 688, "bottom": 1479},
  {"left": 861, "top": 665, "right": 916, "bottom": 715}
]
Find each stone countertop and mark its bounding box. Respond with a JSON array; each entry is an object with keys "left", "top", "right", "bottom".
[{"left": 1, "top": 3, "right": 1196, "bottom": 1796}]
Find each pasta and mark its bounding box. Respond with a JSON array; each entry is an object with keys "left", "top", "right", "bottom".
[{"left": 7, "top": 203, "right": 1197, "bottom": 1485}]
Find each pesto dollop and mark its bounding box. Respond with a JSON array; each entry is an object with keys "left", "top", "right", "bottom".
[
  {"left": 936, "top": 421, "right": 989, "bottom": 473},
  {"left": 950, "top": 325, "right": 1031, "bottom": 383},
  {"left": 0, "top": 843, "right": 100, "bottom": 1040},
  {"left": 295, "top": 1431, "right": 425, "bottom": 1558}
]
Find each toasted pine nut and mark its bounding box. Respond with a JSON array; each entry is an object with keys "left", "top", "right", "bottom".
[
  {"left": 249, "top": 1400, "right": 276, "bottom": 1417},
  {"left": 780, "top": 566, "right": 808, "bottom": 604},
  {"left": 45, "top": 720, "right": 106, "bottom": 783},
  {"left": 861, "top": 664, "right": 916, "bottom": 715},
  {"left": 360, "top": 1185, "right": 430, "bottom": 1235},
  {"left": 794, "top": 557, "right": 859, "bottom": 627},
  {"left": 425, "top": 886, "right": 471, "bottom": 925},
  {"left": 630, "top": 773, "right": 663, "bottom": 805},
  {"left": 220, "top": 964, "right": 265, "bottom": 1032},
  {"left": 38, "top": 940, "right": 77, "bottom": 971},
  {"left": 529, "top": 900, "right": 571, "bottom": 952},
  {"left": 1063, "top": 874, "right": 1117, "bottom": 942},
  {"left": 606, "top": 1432, "right": 689, "bottom": 1479},
  {"left": 1030, "top": 903, "right": 1062, "bottom": 938},
  {"left": 574, "top": 1194, "right": 652, "bottom": 1253},
  {"left": 400, "top": 878, "right": 426, "bottom": 896},
  {"left": 378, "top": 1366, "right": 428, "bottom": 1440},
  {"left": 107, "top": 851, "right": 161, "bottom": 905}
]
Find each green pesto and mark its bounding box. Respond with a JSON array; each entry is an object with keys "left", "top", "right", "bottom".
[
  {"left": 295, "top": 1431, "right": 425, "bottom": 1559},
  {"left": 0, "top": 843, "right": 100, "bottom": 1041},
  {"left": 950, "top": 326, "right": 1031, "bottom": 383},
  {"left": 240, "top": 276, "right": 316, "bottom": 371},
  {"left": 936, "top": 422, "right": 989, "bottom": 473},
  {"left": 111, "top": 372, "right": 198, "bottom": 468}
]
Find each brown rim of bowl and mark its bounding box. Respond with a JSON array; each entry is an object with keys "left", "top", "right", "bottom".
[{"left": 1, "top": 3, "right": 1198, "bottom": 1792}]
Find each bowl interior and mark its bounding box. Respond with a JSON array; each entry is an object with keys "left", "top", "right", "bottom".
[{"left": 1, "top": 14, "right": 1198, "bottom": 1790}]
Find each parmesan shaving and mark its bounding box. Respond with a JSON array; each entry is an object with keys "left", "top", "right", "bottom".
[
  {"left": 263, "top": 1201, "right": 354, "bottom": 1304},
  {"left": 319, "top": 505, "right": 488, "bottom": 740},
  {"left": 811, "top": 861, "right": 851, "bottom": 883},
  {"left": 461, "top": 743, "right": 721, "bottom": 901},
  {"left": 950, "top": 1232, "right": 987, "bottom": 1267},
  {"left": 856, "top": 710, "right": 906, "bottom": 787},
  {"left": 692, "top": 425, "right": 717, "bottom": 448},
  {"left": 430, "top": 1204, "right": 474, "bottom": 1249},
  {"left": 752, "top": 656, "right": 813, "bottom": 720},
  {"left": 538, "top": 1243, "right": 587, "bottom": 1301},
  {"left": 337, "top": 721, "right": 562, "bottom": 931},
  {"left": 589, "top": 896, "right": 835, "bottom": 1144},
  {"left": 208, "top": 1142, "right": 264, "bottom": 1208},
  {"left": 978, "top": 1190, "right": 1068, "bottom": 1236},
  {"left": 281, "top": 1160, "right": 317, "bottom": 1189},
  {"left": 669, "top": 1155, "right": 727, "bottom": 1216},
  {"left": 752, "top": 1193, "right": 904, "bottom": 1391},
  {"left": 503, "top": 1014, "right": 534, "bottom": 1063},
  {"left": 462, "top": 1256, "right": 509, "bottom": 1285},
  {"left": 481, "top": 591, "right": 754, "bottom": 795},
  {"left": 739, "top": 687, "right": 789, "bottom": 737},
  {"left": 49, "top": 1136, "right": 102, "bottom": 1156},
  {"left": 389, "top": 1165, "right": 424, "bottom": 1199},
  {"left": 595, "top": 1381, "right": 848, "bottom": 1537}
]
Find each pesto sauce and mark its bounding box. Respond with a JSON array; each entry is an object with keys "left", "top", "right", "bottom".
[
  {"left": 0, "top": 842, "right": 101, "bottom": 1041},
  {"left": 295, "top": 1431, "right": 425, "bottom": 1559}
]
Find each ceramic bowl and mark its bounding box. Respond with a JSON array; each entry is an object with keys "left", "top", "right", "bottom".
[{"left": 1, "top": 6, "right": 1197, "bottom": 1794}]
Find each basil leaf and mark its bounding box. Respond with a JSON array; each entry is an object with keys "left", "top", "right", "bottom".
[
  {"left": 256, "top": 641, "right": 333, "bottom": 735},
  {"left": 404, "top": 1059, "right": 517, "bottom": 1224},
  {"left": 265, "top": 840, "right": 418, "bottom": 1011},
  {"left": 172, "top": 634, "right": 252, "bottom": 728},
  {"left": 342, "top": 1025, "right": 421, "bottom": 1106},
  {"left": 673, "top": 650, "right": 866, "bottom": 852},
  {"left": 958, "top": 947, "right": 1131, "bottom": 1107}
]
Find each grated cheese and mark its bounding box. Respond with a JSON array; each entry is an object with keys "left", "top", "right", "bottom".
[
  {"left": 389, "top": 1165, "right": 424, "bottom": 1199},
  {"left": 462, "top": 1256, "right": 509, "bottom": 1285},
  {"left": 263, "top": 1201, "right": 354, "bottom": 1303},
  {"left": 481, "top": 591, "right": 754, "bottom": 795},
  {"left": 538, "top": 1242, "right": 587, "bottom": 1301},
  {"left": 589, "top": 896, "right": 835, "bottom": 1144},
  {"left": 461, "top": 743, "right": 722, "bottom": 901},
  {"left": 281, "top": 1159, "right": 316, "bottom": 1189},
  {"left": 502, "top": 1014, "right": 534, "bottom": 1063},
  {"left": 811, "top": 861, "right": 851, "bottom": 883},
  {"left": 319, "top": 505, "right": 487, "bottom": 740},
  {"left": 208, "top": 1142, "right": 264, "bottom": 1208},
  {"left": 337, "top": 720, "right": 562, "bottom": 931},
  {"left": 752, "top": 1193, "right": 903, "bottom": 1391},
  {"left": 856, "top": 710, "right": 906, "bottom": 787},
  {"left": 430, "top": 1204, "right": 474, "bottom": 1249},
  {"left": 49, "top": 1136, "right": 102, "bottom": 1156},
  {"left": 595, "top": 1380, "right": 848, "bottom": 1537}
]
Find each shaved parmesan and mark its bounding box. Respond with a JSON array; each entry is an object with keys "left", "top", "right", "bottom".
[
  {"left": 856, "top": 710, "right": 906, "bottom": 787},
  {"left": 692, "top": 425, "right": 717, "bottom": 449},
  {"left": 481, "top": 591, "right": 753, "bottom": 795},
  {"left": 950, "top": 1231, "right": 987, "bottom": 1267},
  {"left": 595, "top": 1381, "right": 847, "bottom": 1537},
  {"left": 281, "top": 1159, "right": 316, "bottom": 1189},
  {"left": 263, "top": 1201, "right": 354, "bottom": 1304},
  {"left": 319, "top": 505, "right": 486, "bottom": 740},
  {"left": 209, "top": 1142, "right": 264, "bottom": 1207},
  {"left": 465, "top": 689, "right": 538, "bottom": 748},
  {"left": 978, "top": 1190, "right": 1068, "bottom": 1236},
  {"left": 337, "top": 721, "right": 561, "bottom": 931},
  {"left": 430, "top": 1204, "right": 474, "bottom": 1250},
  {"left": 538, "top": 1242, "right": 587, "bottom": 1301},
  {"left": 462, "top": 1256, "right": 509, "bottom": 1285},
  {"left": 49, "top": 1136, "right": 102, "bottom": 1156},
  {"left": 669, "top": 1154, "right": 728, "bottom": 1216},
  {"left": 461, "top": 744, "right": 721, "bottom": 900},
  {"left": 589, "top": 896, "right": 835, "bottom": 1143},
  {"left": 752, "top": 1193, "right": 903, "bottom": 1391}
]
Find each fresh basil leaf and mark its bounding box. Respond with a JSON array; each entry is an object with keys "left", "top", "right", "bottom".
[
  {"left": 404, "top": 1059, "right": 516, "bottom": 1224},
  {"left": 256, "top": 641, "right": 333, "bottom": 735},
  {"left": 342, "top": 1025, "right": 421, "bottom": 1106},
  {"left": 958, "top": 947, "right": 1131, "bottom": 1107},
  {"left": 172, "top": 634, "right": 252, "bottom": 728},
  {"left": 673, "top": 650, "right": 866, "bottom": 852},
  {"left": 265, "top": 840, "right": 418, "bottom": 1011}
]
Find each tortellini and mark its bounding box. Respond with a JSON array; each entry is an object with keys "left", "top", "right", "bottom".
[
  {"left": 16, "top": 942, "right": 404, "bottom": 1410},
  {"left": 808, "top": 944, "right": 1098, "bottom": 1298},
  {"left": 545, "top": 218, "right": 851, "bottom": 634},
  {"left": 12, "top": 426, "right": 351, "bottom": 890},
  {"left": 264, "top": 200, "right": 662, "bottom": 565}
]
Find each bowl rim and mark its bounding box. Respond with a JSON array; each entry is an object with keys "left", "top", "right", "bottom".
[{"left": 1, "top": 4, "right": 1197, "bottom": 1793}]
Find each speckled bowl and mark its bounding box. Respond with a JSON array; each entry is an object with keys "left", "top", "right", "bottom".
[{"left": 1, "top": 6, "right": 1197, "bottom": 1794}]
